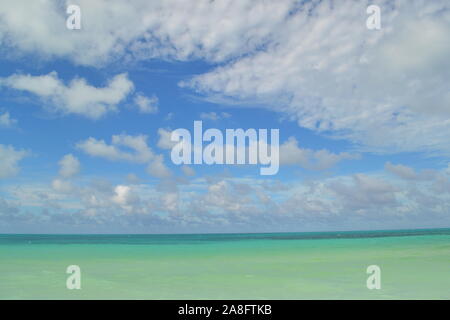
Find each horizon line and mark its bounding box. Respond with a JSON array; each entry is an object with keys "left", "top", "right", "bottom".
[{"left": 1, "top": 226, "right": 449, "bottom": 236}]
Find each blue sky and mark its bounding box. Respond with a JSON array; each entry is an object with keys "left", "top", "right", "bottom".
[{"left": 0, "top": 0, "right": 449, "bottom": 233}]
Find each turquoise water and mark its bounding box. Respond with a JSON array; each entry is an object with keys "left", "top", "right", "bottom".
[{"left": 0, "top": 229, "right": 449, "bottom": 299}]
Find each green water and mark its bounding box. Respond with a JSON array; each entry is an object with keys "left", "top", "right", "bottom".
[{"left": 0, "top": 229, "right": 449, "bottom": 299}]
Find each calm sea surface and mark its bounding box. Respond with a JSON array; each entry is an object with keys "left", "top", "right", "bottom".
[{"left": 0, "top": 229, "right": 449, "bottom": 299}]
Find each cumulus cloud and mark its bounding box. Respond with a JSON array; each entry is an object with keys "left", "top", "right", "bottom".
[
  {"left": 384, "top": 162, "right": 437, "bottom": 181},
  {"left": 111, "top": 185, "right": 141, "bottom": 212},
  {"left": 51, "top": 155, "right": 81, "bottom": 194},
  {"left": 133, "top": 93, "right": 158, "bottom": 114},
  {"left": 0, "top": 144, "right": 28, "bottom": 179},
  {"left": 77, "top": 133, "right": 172, "bottom": 178},
  {"left": 147, "top": 155, "right": 172, "bottom": 179},
  {"left": 58, "top": 154, "right": 80, "bottom": 178},
  {"left": 2, "top": 164, "right": 450, "bottom": 231},
  {"left": 112, "top": 185, "right": 132, "bottom": 206},
  {"left": 76, "top": 134, "right": 154, "bottom": 163},
  {"left": 385, "top": 162, "right": 418, "bottom": 180},
  {"left": 0, "top": 72, "right": 134, "bottom": 119},
  {"left": 51, "top": 178, "right": 74, "bottom": 193},
  {"left": 328, "top": 174, "right": 399, "bottom": 215},
  {"left": 0, "top": 111, "right": 17, "bottom": 128},
  {"left": 280, "top": 137, "right": 360, "bottom": 170},
  {"left": 157, "top": 128, "right": 176, "bottom": 150}
]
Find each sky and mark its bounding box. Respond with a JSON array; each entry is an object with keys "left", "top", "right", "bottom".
[{"left": 0, "top": 0, "right": 449, "bottom": 233}]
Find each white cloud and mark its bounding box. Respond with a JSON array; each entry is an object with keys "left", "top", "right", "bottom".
[
  {"left": 77, "top": 133, "right": 173, "bottom": 179},
  {"left": 162, "top": 192, "right": 179, "bottom": 212},
  {"left": 51, "top": 178, "right": 74, "bottom": 193},
  {"left": 280, "top": 137, "right": 359, "bottom": 170},
  {"left": 112, "top": 185, "right": 132, "bottom": 205},
  {"left": 157, "top": 128, "right": 176, "bottom": 150},
  {"left": 76, "top": 134, "right": 154, "bottom": 163},
  {"left": 2, "top": 164, "right": 450, "bottom": 231},
  {"left": 147, "top": 155, "right": 172, "bottom": 178},
  {"left": 161, "top": 130, "right": 356, "bottom": 171},
  {"left": 111, "top": 185, "right": 140, "bottom": 212},
  {"left": 0, "top": 72, "right": 134, "bottom": 119},
  {"left": 0, "top": 144, "right": 28, "bottom": 179},
  {"left": 0, "top": 111, "right": 17, "bottom": 128},
  {"left": 0, "top": 0, "right": 292, "bottom": 65},
  {"left": 384, "top": 162, "right": 437, "bottom": 181},
  {"left": 58, "top": 154, "right": 80, "bottom": 178},
  {"left": 183, "top": 0, "right": 450, "bottom": 155},
  {"left": 328, "top": 174, "right": 399, "bottom": 215},
  {"left": 134, "top": 93, "right": 158, "bottom": 114},
  {"left": 199, "top": 111, "right": 231, "bottom": 121},
  {"left": 385, "top": 162, "right": 418, "bottom": 180},
  {"left": 2, "top": 1, "right": 448, "bottom": 153}
]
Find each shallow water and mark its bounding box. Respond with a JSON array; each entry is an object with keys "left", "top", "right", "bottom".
[{"left": 0, "top": 229, "right": 449, "bottom": 299}]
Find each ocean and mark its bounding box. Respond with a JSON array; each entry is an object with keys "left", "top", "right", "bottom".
[{"left": 0, "top": 229, "right": 449, "bottom": 299}]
